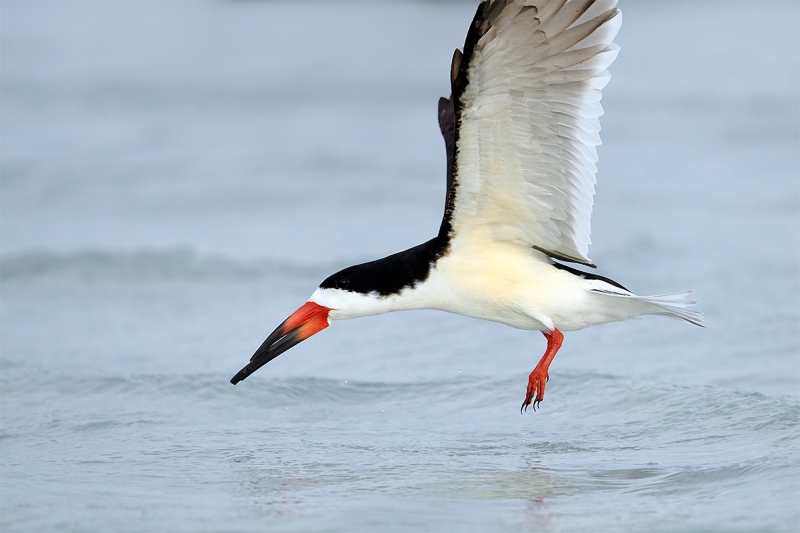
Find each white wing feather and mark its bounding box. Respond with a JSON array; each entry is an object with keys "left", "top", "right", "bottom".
[{"left": 450, "top": 0, "right": 621, "bottom": 265}]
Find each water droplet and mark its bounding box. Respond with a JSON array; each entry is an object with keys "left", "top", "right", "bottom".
[
  {"left": 285, "top": 406, "right": 289, "bottom": 410},
  {"left": 344, "top": 379, "right": 348, "bottom": 384},
  {"left": 381, "top": 409, "right": 385, "bottom": 412},
  {"left": 458, "top": 369, "right": 461, "bottom": 373}
]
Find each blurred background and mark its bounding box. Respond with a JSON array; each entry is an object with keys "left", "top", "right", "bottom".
[{"left": 2, "top": 1, "right": 798, "bottom": 532}]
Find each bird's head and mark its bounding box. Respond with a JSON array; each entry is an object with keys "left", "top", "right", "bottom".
[{"left": 229, "top": 261, "right": 400, "bottom": 385}]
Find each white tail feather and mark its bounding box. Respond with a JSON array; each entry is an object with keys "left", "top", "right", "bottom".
[
  {"left": 591, "top": 289, "right": 705, "bottom": 327},
  {"left": 635, "top": 291, "right": 705, "bottom": 327}
]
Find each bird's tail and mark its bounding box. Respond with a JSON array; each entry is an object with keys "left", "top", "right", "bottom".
[
  {"left": 635, "top": 291, "right": 705, "bottom": 327},
  {"left": 591, "top": 289, "right": 705, "bottom": 327}
]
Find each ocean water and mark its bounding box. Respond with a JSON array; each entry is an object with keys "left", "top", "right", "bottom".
[{"left": 1, "top": 1, "right": 798, "bottom": 532}]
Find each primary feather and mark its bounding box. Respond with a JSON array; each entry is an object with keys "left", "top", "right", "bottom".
[{"left": 444, "top": 0, "right": 622, "bottom": 267}]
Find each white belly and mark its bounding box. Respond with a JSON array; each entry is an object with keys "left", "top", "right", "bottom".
[{"left": 404, "top": 240, "right": 620, "bottom": 332}]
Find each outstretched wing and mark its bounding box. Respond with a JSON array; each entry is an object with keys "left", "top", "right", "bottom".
[{"left": 437, "top": 0, "right": 621, "bottom": 267}]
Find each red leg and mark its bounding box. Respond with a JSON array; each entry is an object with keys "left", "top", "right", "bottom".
[{"left": 521, "top": 329, "right": 564, "bottom": 413}]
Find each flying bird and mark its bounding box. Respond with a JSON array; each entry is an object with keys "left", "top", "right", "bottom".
[{"left": 230, "top": 0, "right": 704, "bottom": 412}]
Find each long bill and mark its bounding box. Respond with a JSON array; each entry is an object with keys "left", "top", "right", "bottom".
[{"left": 230, "top": 302, "right": 331, "bottom": 385}]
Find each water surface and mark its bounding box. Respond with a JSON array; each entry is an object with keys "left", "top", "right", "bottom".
[{"left": 1, "top": 1, "right": 798, "bottom": 531}]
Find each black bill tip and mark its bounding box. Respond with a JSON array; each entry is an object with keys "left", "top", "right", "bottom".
[
  {"left": 229, "top": 302, "right": 330, "bottom": 386},
  {"left": 230, "top": 368, "right": 249, "bottom": 385}
]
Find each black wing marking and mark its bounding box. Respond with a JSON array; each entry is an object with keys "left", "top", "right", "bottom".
[
  {"left": 534, "top": 246, "right": 597, "bottom": 269},
  {"left": 552, "top": 261, "right": 628, "bottom": 291},
  {"left": 436, "top": 1, "right": 497, "bottom": 246},
  {"left": 437, "top": 96, "right": 455, "bottom": 217}
]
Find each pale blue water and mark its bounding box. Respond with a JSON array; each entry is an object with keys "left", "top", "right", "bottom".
[{"left": 1, "top": 1, "right": 799, "bottom": 532}]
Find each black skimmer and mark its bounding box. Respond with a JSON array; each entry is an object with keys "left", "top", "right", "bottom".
[{"left": 230, "top": 0, "right": 704, "bottom": 412}]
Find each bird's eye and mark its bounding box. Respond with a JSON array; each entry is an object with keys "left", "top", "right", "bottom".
[{"left": 336, "top": 278, "right": 349, "bottom": 290}]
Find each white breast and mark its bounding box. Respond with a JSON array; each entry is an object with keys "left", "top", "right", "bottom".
[{"left": 393, "top": 237, "right": 594, "bottom": 331}]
